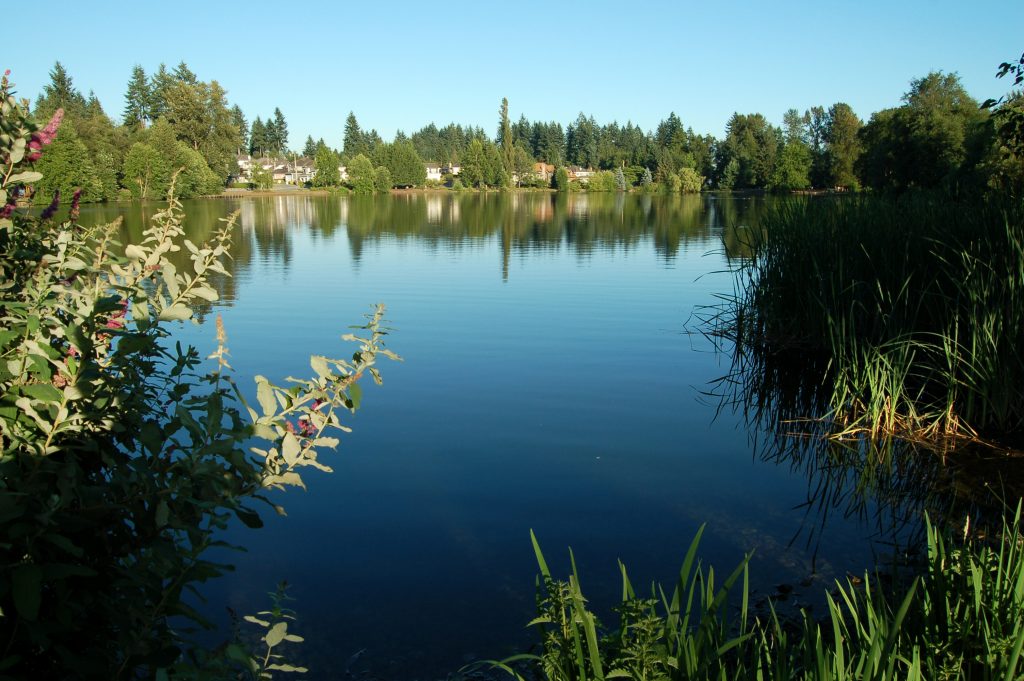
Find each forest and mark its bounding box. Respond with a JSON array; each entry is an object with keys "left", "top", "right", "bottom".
[{"left": 17, "top": 58, "right": 1023, "bottom": 202}]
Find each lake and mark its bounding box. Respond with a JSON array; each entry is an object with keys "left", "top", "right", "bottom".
[{"left": 80, "top": 192, "right": 924, "bottom": 680}]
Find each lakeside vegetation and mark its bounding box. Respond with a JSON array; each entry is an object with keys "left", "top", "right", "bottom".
[
  {"left": 10, "top": 54, "right": 1022, "bottom": 206},
  {"left": 2, "top": 50, "right": 1024, "bottom": 680},
  {"left": 0, "top": 73, "right": 399, "bottom": 676}
]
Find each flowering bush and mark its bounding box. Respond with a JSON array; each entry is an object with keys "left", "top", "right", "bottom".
[{"left": 0, "top": 71, "right": 398, "bottom": 677}]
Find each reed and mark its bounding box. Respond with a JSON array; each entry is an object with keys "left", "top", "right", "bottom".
[
  {"left": 490, "top": 506, "right": 1024, "bottom": 680},
  {"left": 720, "top": 194, "right": 1024, "bottom": 447}
]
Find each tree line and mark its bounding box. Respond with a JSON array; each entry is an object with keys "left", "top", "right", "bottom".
[{"left": 25, "top": 60, "right": 1024, "bottom": 201}]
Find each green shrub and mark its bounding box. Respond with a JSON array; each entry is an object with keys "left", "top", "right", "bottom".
[{"left": 0, "top": 74, "right": 398, "bottom": 677}]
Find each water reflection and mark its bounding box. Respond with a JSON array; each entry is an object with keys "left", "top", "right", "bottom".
[{"left": 704, "top": 321, "right": 1022, "bottom": 561}]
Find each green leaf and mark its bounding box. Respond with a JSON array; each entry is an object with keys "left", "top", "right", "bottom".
[
  {"left": 264, "top": 621, "right": 288, "bottom": 647},
  {"left": 125, "top": 244, "right": 147, "bottom": 260},
  {"left": 255, "top": 377, "right": 276, "bottom": 417},
  {"left": 281, "top": 432, "right": 301, "bottom": 466},
  {"left": 12, "top": 564, "right": 42, "bottom": 621},
  {"left": 158, "top": 304, "right": 192, "bottom": 321},
  {"left": 235, "top": 507, "right": 264, "bottom": 528},
  {"left": 155, "top": 500, "right": 169, "bottom": 528},
  {"left": 310, "top": 355, "right": 330, "bottom": 379},
  {"left": 8, "top": 171, "right": 42, "bottom": 184},
  {"left": 191, "top": 285, "right": 218, "bottom": 302},
  {"left": 267, "top": 663, "right": 308, "bottom": 672},
  {"left": 141, "top": 421, "right": 163, "bottom": 455},
  {"left": 348, "top": 382, "right": 362, "bottom": 409}
]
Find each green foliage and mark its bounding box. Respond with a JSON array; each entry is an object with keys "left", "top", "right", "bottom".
[
  {"left": 614, "top": 167, "right": 627, "bottom": 192},
  {"left": 312, "top": 145, "right": 340, "bottom": 187},
  {"left": 770, "top": 140, "right": 812, "bottom": 191},
  {"left": 585, "top": 170, "right": 618, "bottom": 192},
  {"left": 717, "top": 194, "right": 1024, "bottom": 443},
  {"left": 250, "top": 161, "right": 273, "bottom": 190},
  {"left": 640, "top": 167, "right": 655, "bottom": 193},
  {"left": 715, "top": 113, "right": 782, "bottom": 190},
  {"left": 374, "top": 165, "right": 393, "bottom": 193},
  {"left": 31, "top": 119, "right": 105, "bottom": 204},
  {"left": 123, "top": 64, "right": 151, "bottom": 129},
  {"left": 858, "top": 72, "right": 987, "bottom": 192},
  {"left": 347, "top": 153, "right": 377, "bottom": 195},
  {"left": 0, "top": 86, "right": 399, "bottom": 676},
  {"left": 373, "top": 139, "right": 426, "bottom": 187},
  {"left": 122, "top": 142, "right": 168, "bottom": 199},
  {"left": 554, "top": 166, "right": 570, "bottom": 191},
  {"left": 461, "top": 139, "right": 487, "bottom": 188},
  {"left": 493, "top": 509, "right": 1024, "bottom": 681},
  {"left": 677, "top": 167, "right": 703, "bottom": 193}
]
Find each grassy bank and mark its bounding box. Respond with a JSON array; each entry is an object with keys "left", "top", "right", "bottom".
[{"left": 715, "top": 194, "right": 1024, "bottom": 448}]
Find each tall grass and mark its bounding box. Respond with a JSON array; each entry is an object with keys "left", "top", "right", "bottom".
[
  {"left": 490, "top": 506, "right": 1024, "bottom": 681},
  {"left": 717, "top": 194, "right": 1024, "bottom": 447}
]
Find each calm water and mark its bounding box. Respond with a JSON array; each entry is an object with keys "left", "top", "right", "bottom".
[{"left": 80, "top": 193, "right": 920, "bottom": 680}]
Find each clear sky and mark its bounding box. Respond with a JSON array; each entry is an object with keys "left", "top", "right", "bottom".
[{"left": 5, "top": 0, "right": 1022, "bottom": 148}]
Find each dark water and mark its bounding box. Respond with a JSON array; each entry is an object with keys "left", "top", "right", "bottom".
[{"left": 79, "top": 192, "right": 923, "bottom": 680}]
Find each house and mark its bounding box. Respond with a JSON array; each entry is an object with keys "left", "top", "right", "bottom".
[
  {"left": 533, "top": 162, "right": 555, "bottom": 182},
  {"left": 425, "top": 162, "right": 442, "bottom": 182},
  {"left": 568, "top": 166, "right": 595, "bottom": 184},
  {"left": 441, "top": 163, "right": 461, "bottom": 176}
]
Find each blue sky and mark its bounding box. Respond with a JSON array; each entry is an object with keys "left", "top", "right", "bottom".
[{"left": 6, "top": 0, "right": 1021, "bottom": 148}]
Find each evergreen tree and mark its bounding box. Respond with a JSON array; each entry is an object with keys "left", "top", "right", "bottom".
[
  {"left": 35, "top": 61, "right": 87, "bottom": 120},
  {"left": 498, "top": 97, "right": 514, "bottom": 176},
  {"left": 123, "top": 65, "right": 151, "bottom": 129},
  {"left": 344, "top": 112, "right": 365, "bottom": 158},
  {"left": 33, "top": 120, "right": 103, "bottom": 203},
  {"left": 249, "top": 117, "right": 267, "bottom": 156},
  {"left": 615, "top": 167, "right": 627, "bottom": 191},
  {"left": 460, "top": 139, "right": 486, "bottom": 188},
  {"left": 271, "top": 107, "right": 288, "bottom": 153},
  {"left": 302, "top": 135, "right": 317, "bottom": 157},
  {"left": 231, "top": 105, "right": 248, "bottom": 152},
  {"left": 148, "top": 63, "right": 174, "bottom": 120},
  {"left": 173, "top": 61, "right": 198, "bottom": 85}
]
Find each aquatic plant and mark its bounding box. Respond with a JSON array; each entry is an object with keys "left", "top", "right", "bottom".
[
  {"left": 713, "top": 194, "right": 1024, "bottom": 448},
  {"left": 491, "top": 506, "right": 1024, "bottom": 680}
]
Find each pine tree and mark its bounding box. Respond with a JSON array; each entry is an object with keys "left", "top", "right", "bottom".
[
  {"left": 344, "top": 112, "right": 364, "bottom": 158},
  {"left": 231, "top": 105, "right": 248, "bottom": 152},
  {"left": 123, "top": 65, "right": 151, "bottom": 129},
  {"left": 35, "top": 61, "right": 87, "bottom": 120},
  {"left": 302, "top": 135, "right": 317, "bottom": 157},
  {"left": 173, "top": 61, "right": 198, "bottom": 85},
  {"left": 148, "top": 63, "right": 174, "bottom": 120},
  {"left": 271, "top": 107, "right": 288, "bottom": 153},
  {"left": 498, "top": 97, "right": 514, "bottom": 177},
  {"left": 249, "top": 117, "right": 266, "bottom": 156}
]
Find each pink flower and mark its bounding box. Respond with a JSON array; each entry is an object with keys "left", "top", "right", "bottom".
[
  {"left": 38, "top": 108, "right": 63, "bottom": 144},
  {"left": 40, "top": 190, "right": 60, "bottom": 220}
]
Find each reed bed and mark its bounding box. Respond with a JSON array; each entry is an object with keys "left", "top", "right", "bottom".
[
  {"left": 720, "top": 194, "right": 1024, "bottom": 447},
  {"left": 490, "top": 506, "right": 1024, "bottom": 681}
]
